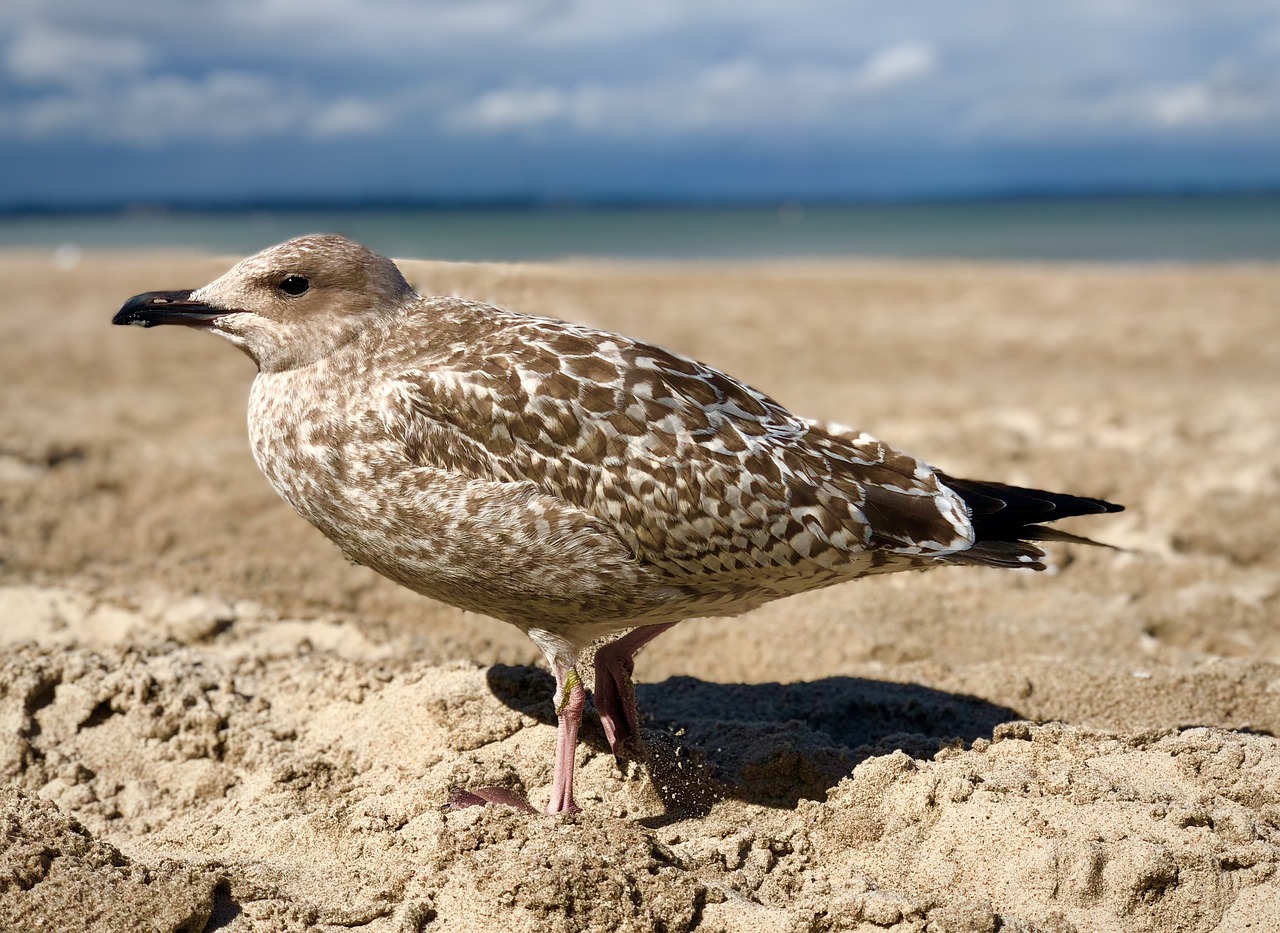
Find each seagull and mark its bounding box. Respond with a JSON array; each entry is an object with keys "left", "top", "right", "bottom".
[{"left": 114, "top": 234, "right": 1122, "bottom": 814}]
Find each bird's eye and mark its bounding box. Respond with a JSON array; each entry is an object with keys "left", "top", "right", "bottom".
[{"left": 279, "top": 275, "right": 310, "bottom": 296}]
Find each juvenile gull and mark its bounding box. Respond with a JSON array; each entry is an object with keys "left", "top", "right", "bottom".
[{"left": 114, "top": 234, "right": 1122, "bottom": 814}]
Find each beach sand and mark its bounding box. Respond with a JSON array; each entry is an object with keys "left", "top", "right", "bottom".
[{"left": 1, "top": 249, "right": 1278, "bottom": 932}]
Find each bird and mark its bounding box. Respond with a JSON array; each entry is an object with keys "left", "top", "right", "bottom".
[{"left": 113, "top": 234, "right": 1123, "bottom": 814}]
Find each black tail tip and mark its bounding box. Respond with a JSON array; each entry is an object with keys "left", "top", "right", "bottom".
[{"left": 937, "top": 472, "right": 1123, "bottom": 541}]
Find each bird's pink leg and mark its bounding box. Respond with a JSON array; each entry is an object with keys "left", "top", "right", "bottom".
[
  {"left": 593, "top": 622, "right": 677, "bottom": 761},
  {"left": 548, "top": 664, "right": 586, "bottom": 814},
  {"left": 446, "top": 662, "right": 585, "bottom": 815}
]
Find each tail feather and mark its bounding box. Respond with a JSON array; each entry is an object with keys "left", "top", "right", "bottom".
[
  {"left": 946, "top": 539, "right": 1048, "bottom": 570},
  {"left": 936, "top": 472, "right": 1123, "bottom": 569}
]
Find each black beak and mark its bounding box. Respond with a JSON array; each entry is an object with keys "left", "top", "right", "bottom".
[{"left": 113, "top": 290, "right": 227, "bottom": 328}]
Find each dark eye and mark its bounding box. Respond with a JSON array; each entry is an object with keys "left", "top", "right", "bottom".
[{"left": 279, "top": 275, "right": 310, "bottom": 296}]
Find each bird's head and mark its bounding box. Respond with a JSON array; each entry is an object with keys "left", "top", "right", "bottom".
[{"left": 113, "top": 234, "right": 416, "bottom": 372}]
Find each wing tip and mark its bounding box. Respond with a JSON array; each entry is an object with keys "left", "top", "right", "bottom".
[{"left": 936, "top": 472, "right": 1124, "bottom": 542}]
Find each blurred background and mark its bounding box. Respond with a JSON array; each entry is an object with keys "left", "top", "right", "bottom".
[{"left": 2, "top": 0, "right": 1278, "bottom": 261}]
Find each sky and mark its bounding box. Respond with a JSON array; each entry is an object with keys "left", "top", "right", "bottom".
[{"left": 2, "top": 1, "right": 1279, "bottom": 207}]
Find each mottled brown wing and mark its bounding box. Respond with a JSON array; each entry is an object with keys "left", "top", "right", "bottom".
[{"left": 390, "top": 306, "right": 971, "bottom": 579}]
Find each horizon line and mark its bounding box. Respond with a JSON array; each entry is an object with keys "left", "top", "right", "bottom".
[{"left": 4, "top": 185, "right": 1280, "bottom": 217}]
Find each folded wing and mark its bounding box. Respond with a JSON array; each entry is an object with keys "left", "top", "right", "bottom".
[{"left": 388, "top": 303, "right": 975, "bottom": 584}]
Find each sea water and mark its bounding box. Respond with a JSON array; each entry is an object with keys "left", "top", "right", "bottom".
[{"left": 1, "top": 196, "right": 1278, "bottom": 263}]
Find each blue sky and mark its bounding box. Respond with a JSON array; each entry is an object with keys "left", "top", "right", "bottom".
[{"left": 2, "top": 1, "right": 1279, "bottom": 206}]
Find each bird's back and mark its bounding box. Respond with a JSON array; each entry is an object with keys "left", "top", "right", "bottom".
[{"left": 382, "top": 297, "right": 977, "bottom": 611}]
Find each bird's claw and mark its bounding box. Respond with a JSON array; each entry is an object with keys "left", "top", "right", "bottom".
[{"left": 445, "top": 786, "right": 539, "bottom": 813}]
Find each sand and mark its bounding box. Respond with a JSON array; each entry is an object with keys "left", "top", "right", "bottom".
[{"left": 1, "top": 249, "right": 1278, "bottom": 932}]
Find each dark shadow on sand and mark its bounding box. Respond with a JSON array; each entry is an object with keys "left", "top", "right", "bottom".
[
  {"left": 486, "top": 664, "right": 1021, "bottom": 815},
  {"left": 200, "top": 881, "right": 242, "bottom": 932}
]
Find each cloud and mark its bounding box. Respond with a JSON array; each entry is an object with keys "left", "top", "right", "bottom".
[
  {"left": 0, "top": 14, "right": 388, "bottom": 147},
  {"left": 5, "top": 24, "right": 145, "bottom": 87},
  {"left": 307, "top": 97, "right": 389, "bottom": 139},
  {"left": 8, "top": 71, "right": 304, "bottom": 145},
  {"left": 463, "top": 86, "right": 570, "bottom": 131},
  {"left": 855, "top": 41, "right": 936, "bottom": 91},
  {"left": 449, "top": 40, "right": 940, "bottom": 138},
  {"left": 1152, "top": 76, "right": 1275, "bottom": 129},
  {"left": 1154, "top": 84, "right": 1223, "bottom": 127}
]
